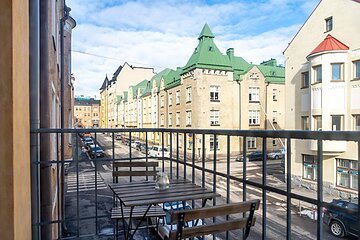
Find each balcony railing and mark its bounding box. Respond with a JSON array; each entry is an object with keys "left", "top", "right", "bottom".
[{"left": 30, "top": 128, "right": 360, "bottom": 240}]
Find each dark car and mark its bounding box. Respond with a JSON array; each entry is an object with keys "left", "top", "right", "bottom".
[
  {"left": 323, "top": 199, "right": 358, "bottom": 238},
  {"left": 89, "top": 146, "right": 104, "bottom": 158},
  {"left": 139, "top": 143, "right": 147, "bottom": 153},
  {"left": 236, "top": 151, "right": 263, "bottom": 161}
]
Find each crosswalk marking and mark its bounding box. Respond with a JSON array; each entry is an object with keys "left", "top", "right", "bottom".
[{"left": 66, "top": 170, "right": 108, "bottom": 193}]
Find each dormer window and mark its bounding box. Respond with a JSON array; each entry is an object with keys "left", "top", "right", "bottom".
[
  {"left": 325, "top": 17, "right": 333, "bottom": 32},
  {"left": 208, "top": 46, "right": 213, "bottom": 51}
]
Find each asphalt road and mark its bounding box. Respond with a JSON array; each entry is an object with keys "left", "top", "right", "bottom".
[{"left": 72, "top": 134, "right": 355, "bottom": 240}]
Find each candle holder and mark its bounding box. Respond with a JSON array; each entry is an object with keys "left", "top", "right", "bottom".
[{"left": 155, "top": 172, "right": 170, "bottom": 190}]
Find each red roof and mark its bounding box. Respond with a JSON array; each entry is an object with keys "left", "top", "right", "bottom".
[{"left": 308, "top": 34, "right": 349, "bottom": 57}]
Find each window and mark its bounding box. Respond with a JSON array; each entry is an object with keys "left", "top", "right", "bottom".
[
  {"left": 272, "top": 89, "right": 277, "bottom": 101},
  {"left": 313, "top": 65, "right": 322, "bottom": 83},
  {"left": 176, "top": 91, "right": 180, "bottom": 104},
  {"left": 354, "top": 60, "right": 360, "bottom": 79},
  {"left": 325, "top": 17, "right": 333, "bottom": 32},
  {"left": 272, "top": 111, "right": 277, "bottom": 124},
  {"left": 160, "top": 95, "right": 164, "bottom": 108},
  {"left": 354, "top": 115, "right": 360, "bottom": 131},
  {"left": 336, "top": 159, "right": 358, "bottom": 190},
  {"left": 186, "top": 87, "right": 192, "bottom": 102},
  {"left": 331, "top": 63, "right": 343, "bottom": 81},
  {"left": 303, "top": 155, "right": 318, "bottom": 181},
  {"left": 301, "top": 72, "right": 310, "bottom": 88},
  {"left": 148, "top": 112, "right": 151, "bottom": 122},
  {"left": 210, "top": 135, "right": 219, "bottom": 151},
  {"left": 247, "top": 137, "right": 256, "bottom": 149},
  {"left": 176, "top": 112, "right": 180, "bottom": 126},
  {"left": 249, "top": 110, "right": 260, "bottom": 125},
  {"left": 301, "top": 116, "right": 309, "bottom": 130},
  {"left": 168, "top": 93, "right": 172, "bottom": 106},
  {"left": 314, "top": 115, "right": 322, "bottom": 130},
  {"left": 168, "top": 113, "right": 172, "bottom": 126},
  {"left": 210, "top": 85, "right": 220, "bottom": 101},
  {"left": 331, "top": 115, "right": 343, "bottom": 131},
  {"left": 210, "top": 110, "right": 220, "bottom": 126},
  {"left": 160, "top": 114, "right": 164, "bottom": 126},
  {"left": 272, "top": 138, "right": 277, "bottom": 146},
  {"left": 249, "top": 87, "right": 260, "bottom": 102},
  {"left": 186, "top": 110, "right": 192, "bottom": 126}
]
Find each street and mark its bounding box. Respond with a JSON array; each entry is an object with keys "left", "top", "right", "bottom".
[{"left": 64, "top": 134, "right": 356, "bottom": 240}]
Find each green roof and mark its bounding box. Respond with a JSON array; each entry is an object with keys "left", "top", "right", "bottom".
[
  {"left": 164, "top": 67, "right": 182, "bottom": 90},
  {"left": 182, "top": 24, "right": 233, "bottom": 74},
  {"left": 116, "top": 91, "right": 128, "bottom": 104},
  {"left": 198, "top": 23, "right": 214, "bottom": 39},
  {"left": 132, "top": 79, "right": 149, "bottom": 99},
  {"left": 140, "top": 80, "right": 153, "bottom": 97},
  {"left": 151, "top": 68, "right": 172, "bottom": 92}
]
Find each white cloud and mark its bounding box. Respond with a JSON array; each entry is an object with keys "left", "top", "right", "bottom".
[{"left": 69, "top": 0, "right": 316, "bottom": 97}]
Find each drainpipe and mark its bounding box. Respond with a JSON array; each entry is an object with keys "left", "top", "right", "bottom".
[
  {"left": 30, "top": 0, "right": 40, "bottom": 238},
  {"left": 60, "top": 2, "right": 71, "bottom": 235},
  {"left": 39, "top": 0, "right": 51, "bottom": 238}
]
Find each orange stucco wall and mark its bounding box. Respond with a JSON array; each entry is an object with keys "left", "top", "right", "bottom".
[{"left": 0, "top": 0, "right": 31, "bottom": 239}]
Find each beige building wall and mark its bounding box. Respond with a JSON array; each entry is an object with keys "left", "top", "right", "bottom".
[
  {"left": 284, "top": 0, "right": 360, "bottom": 196},
  {"left": 0, "top": 1, "right": 31, "bottom": 239}
]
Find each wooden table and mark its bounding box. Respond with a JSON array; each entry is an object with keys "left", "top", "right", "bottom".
[{"left": 109, "top": 179, "right": 219, "bottom": 239}]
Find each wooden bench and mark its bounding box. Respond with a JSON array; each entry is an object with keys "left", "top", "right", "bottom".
[{"left": 159, "top": 199, "right": 260, "bottom": 240}]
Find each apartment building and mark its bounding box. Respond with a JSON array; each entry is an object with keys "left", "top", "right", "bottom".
[
  {"left": 156, "top": 24, "right": 285, "bottom": 157},
  {"left": 74, "top": 97, "right": 100, "bottom": 128},
  {"left": 99, "top": 62, "right": 154, "bottom": 128},
  {"left": 284, "top": 0, "right": 360, "bottom": 196},
  {"left": 99, "top": 75, "right": 109, "bottom": 128}
]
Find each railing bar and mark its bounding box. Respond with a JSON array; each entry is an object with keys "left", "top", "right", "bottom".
[
  {"left": 286, "top": 137, "right": 292, "bottom": 240},
  {"left": 226, "top": 135, "right": 231, "bottom": 240},
  {"left": 95, "top": 132, "right": 98, "bottom": 234},
  {"left": 162, "top": 131, "right": 165, "bottom": 172},
  {"left": 36, "top": 133, "right": 41, "bottom": 239},
  {"left": 76, "top": 134, "right": 80, "bottom": 237},
  {"left": 262, "top": 137, "right": 267, "bottom": 240},
  {"left": 184, "top": 133, "right": 187, "bottom": 179},
  {"left": 170, "top": 132, "right": 173, "bottom": 179},
  {"left": 56, "top": 132, "right": 61, "bottom": 239},
  {"left": 213, "top": 133, "right": 217, "bottom": 240},
  {"left": 202, "top": 134, "right": 205, "bottom": 188},
  {"left": 33, "top": 213, "right": 111, "bottom": 226},
  {"left": 317, "top": 139, "right": 323, "bottom": 240},
  {"left": 146, "top": 132, "right": 149, "bottom": 181},
  {"left": 176, "top": 132, "right": 179, "bottom": 179},
  {"left": 129, "top": 132, "right": 132, "bottom": 182},
  {"left": 358, "top": 141, "right": 360, "bottom": 240},
  {"left": 242, "top": 136, "right": 247, "bottom": 240}
]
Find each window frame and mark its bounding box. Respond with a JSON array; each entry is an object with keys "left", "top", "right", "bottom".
[
  {"left": 186, "top": 87, "right": 192, "bottom": 103},
  {"left": 248, "top": 110, "right": 260, "bottom": 126},
  {"left": 160, "top": 95, "right": 164, "bottom": 108},
  {"left": 168, "top": 93, "right": 172, "bottom": 106},
  {"left": 272, "top": 111, "right": 278, "bottom": 124},
  {"left": 354, "top": 115, "right": 360, "bottom": 131},
  {"left": 303, "top": 155, "right": 318, "bottom": 181},
  {"left": 176, "top": 112, "right": 180, "bottom": 126},
  {"left": 168, "top": 113, "right": 172, "bottom": 127},
  {"left": 331, "top": 115, "right": 344, "bottom": 131},
  {"left": 354, "top": 60, "right": 360, "bottom": 80},
  {"left": 301, "top": 116, "right": 309, "bottom": 130},
  {"left": 301, "top": 71, "right": 310, "bottom": 88},
  {"left": 336, "top": 158, "right": 358, "bottom": 190},
  {"left": 331, "top": 63, "right": 344, "bottom": 81},
  {"left": 209, "top": 135, "right": 219, "bottom": 151},
  {"left": 313, "top": 115, "right": 322, "bottom": 131},
  {"left": 186, "top": 110, "right": 192, "bottom": 126},
  {"left": 325, "top": 16, "right": 333, "bottom": 32},
  {"left": 210, "top": 110, "right": 220, "bottom": 126},
  {"left": 272, "top": 89, "right": 277, "bottom": 101},
  {"left": 249, "top": 87, "right": 260, "bottom": 102},
  {"left": 176, "top": 91, "right": 180, "bottom": 105},
  {"left": 210, "top": 85, "right": 220, "bottom": 102},
  {"left": 313, "top": 65, "right": 322, "bottom": 84},
  {"left": 247, "top": 137, "right": 256, "bottom": 149}
]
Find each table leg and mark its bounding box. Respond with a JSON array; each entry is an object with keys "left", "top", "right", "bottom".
[
  {"left": 120, "top": 203, "right": 127, "bottom": 240},
  {"left": 128, "top": 205, "right": 152, "bottom": 240}
]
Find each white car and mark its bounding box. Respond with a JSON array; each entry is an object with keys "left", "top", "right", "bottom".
[
  {"left": 131, "top": 140, "right": 141, "bottom": 149},
  {"left": 267, "top": 148, "right": 286, "bottom": 159},
  {"left": 148, "top": 145, "right": 170, "bottom": 158}
]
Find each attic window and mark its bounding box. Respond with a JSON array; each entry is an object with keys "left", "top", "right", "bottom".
[
  {"left": 271, "top": 71, "right": 276, "bottom": 76},
  {"left": 194, "top": 48, "right": 198, "bottom": 53},
  {"left": 325, "top": 17, "right": 333, "bottom": 32},
  {"left": 208, "top": 46, "right": 213, "bottom": 51}
]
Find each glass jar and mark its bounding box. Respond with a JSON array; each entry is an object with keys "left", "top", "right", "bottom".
[{"left": 155, "top": 172, "right": 170, "bottom": 190}]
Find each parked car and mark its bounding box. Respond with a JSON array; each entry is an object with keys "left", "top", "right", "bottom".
[
  {"left": 89, "top": 146, "right": 104, "bottom": 158},
  {"left": 139, "top": 143, "right": 147, "bottom": 153},
  {"left": 236, "top": 151, "right": 263, "bottom": 162},
  {"left": 323, "top": 199, "right": 358, "bottom": 238},
  {"left": 157, "top": 201, "right": 204, "bottom": 240},
  {"left": 148, "top": 145, "right": 170, "bottom": 158},
  {"left": 267, "top": 148, "right": 286, "bottom": 159},
  {"left": 131, "top": 140, "right": 141, "bottom": 149},
  {"left": 115, "top": 134, "right": 122, "bottom": 140},
  {"left": 83, "top": 138, "right": 94, "bottom": 147}
]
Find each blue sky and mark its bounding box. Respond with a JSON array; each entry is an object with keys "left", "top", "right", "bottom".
[{"left": 67, "top": 0, "right": 318, "bottom": 98}]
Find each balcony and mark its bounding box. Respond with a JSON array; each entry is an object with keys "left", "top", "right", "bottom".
[{"left": 30, "top": 128, "right": 360, "bottom": 240}]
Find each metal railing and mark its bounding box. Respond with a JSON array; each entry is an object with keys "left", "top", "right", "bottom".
[{"left": 30, "top": 128, "right": 360, "bottom": 240}]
